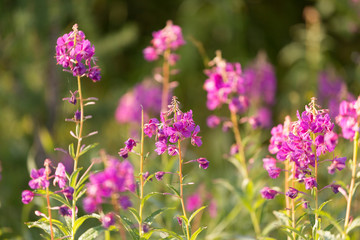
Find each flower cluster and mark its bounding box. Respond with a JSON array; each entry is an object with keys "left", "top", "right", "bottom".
[
  {"left": 83, "top": 158, "right": 135, "bottom": 213},
  {"left": 144, "top": 103, "right": 202, "bottom": 155},
  {"left": 56, "top": 24, "right": 101, "bottom": 82},
  {"left": 21, "top": 160, "right": 74, "bottom": 216},
  {"left": 335, "top": 97, "right": 360, "bottom": 140},
  {"left": 204, "top": 52, "right": 277, "bottom": 130},
  {"left": 203, "top": 52, "right": 248, "bottom": 112},
  {"left": 115, "top": 80, "right": 163, "bottom": 124},
  {"left": 261, "top": 99, "right": 346, "bottom": 200},
  {"left": 143, "top": 20, "right": 185, "bottom": 63},
  {"left": 276, "top": 102, "right": 338, "bottom": 180}
]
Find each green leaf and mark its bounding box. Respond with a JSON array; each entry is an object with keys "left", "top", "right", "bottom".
[
  {"left": 73, "top": 214, "right": 100, "bottom": 236},
  {"left": 69, "top": 143, "right": 75, "bottom": 159},
  {"left": 75, "top": 184, "right": 86, "bottom": 199},
  {"left": 25, "top": 219, "right": 63, "bottom": 239},
  {"left": 79, "top": 143, "right": 99, "bottom": 157},
  {"left": 190, "top": 226, "right": 206, "bottom": 240},
  {"left": 281, "top": 225, "right": 308, "bottom": 240},
  {"left": 324, "top": 224, "right": 334, "bottom": 231},
  {"left": 119, "top": 215, "right": 139, "bottom": 240},
  {"left": 178, "top": 215, "right": 189, "bottom": 226},
  {"left": 76, "top": 169, "right": 94, "bottom": 189},
  {"left": 273, "top": 211, "right": 290, "bottom": 226},
  {"left": 188, "top": 206, "right": 206, "bottom": 224},
  {"left": 144, "top": 208, "right": 168, "bottom": 226},
  {"left": 319, "top": 199, "right": 332, "bottom": 212},
  {"left": 70, "top": 167, "right": 83, "bottom": 189},
  {"left": 50, "top": 193, "right": 71, "bottom": 207},
  {"left": 317, "top": 210, "right": 344, "bottom": 235},
  {"left": 166, "top": 185, "right": 180, "bottom": 198},
  {"left": 79, "top": 226, "right": 104, "bottom": 240},
  {"left": 346, "top": 216, "right": 360, "bottom": 234},
  {"left": 128, "top": 207, "right": 140, "bottom": 223},
  {"left": 141, "top": 192, "right": 162, "bottom": 210},
  {"left": 50, "top": 219, "right": 70, "bottom": 236},
  {"left": 75, "top": 124, "right": 80, "bottom": 138},
  {"left": 141, "top": 230, "right": 154, "bottom": 240}
]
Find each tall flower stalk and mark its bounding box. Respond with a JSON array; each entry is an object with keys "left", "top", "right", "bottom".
[
  {"left": 262, "top": 99, "right": 344, "bottom": 238},
  {"left": 143, "top": 20, "right": 185, "bottom": 113},
  {"left": 55, "top": 23, "right": 101, "bottom": 239},
  {"left": 143, "top": 96, "right": 209, "bottom": 239},
  {"left": 138, "top": 109, "right": 145, "bottom": 237}
]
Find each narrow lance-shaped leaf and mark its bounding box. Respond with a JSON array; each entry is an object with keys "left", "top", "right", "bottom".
[
  {"left": 188, "top": 206, "right": 206, "bottom": 224},
  {"left": 190, "top": 226, "right": 207, "bottom": 240}
]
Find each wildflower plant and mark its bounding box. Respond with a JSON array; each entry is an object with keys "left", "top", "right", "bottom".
[
  {"left": 21, "top": 24, "right": 112, "bottom": 240},
  {"left": 141, "top": 96, "right": 209, "bottom": 240},
  {"left": 261, "top": 98, "right": 351, "bottom": 239},
  {"left": 203, "top": 51, "right": 277, "bottom": 239}
]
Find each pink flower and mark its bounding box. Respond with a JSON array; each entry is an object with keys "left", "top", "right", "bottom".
[{"left": 186, "top": 193, "right": 202, "bottom": 212}]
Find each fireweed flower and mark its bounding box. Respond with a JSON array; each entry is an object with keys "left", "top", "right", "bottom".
[
  {"left": 83, "top": 158, "right": 135, "bottom": 213},
  {"left": 286, "top": 187, "right": 299, "bottom": 199},
  {"left": 53, "top": 163, "right": 67, "bottom": 189},
  {"left": 29, "top": 168, "right": 49, "bottom": 190},
  {"left": 336, "top": 97, "right": 360, "bottom": 140},
  {"left": 101, "top": 212, "right": 116, "bottom": 229},
  {"left": 22, "top": 190, "right": 35, "bottom": 204},
  {"left": 143, "top": 20, "right": 185, "bottom": 63},
  {"left": 118, "top": 138, "right": 137, "bottom": 159},
  {"left": 204, "top": 52, "right": 277, "bottom": 130},
  {"left": 63, "top": 90, "right": 78, "bottom": 105},
  {"left": 144, "top": 99, "right": 206, "bottom": 160},
  {"left": 328, "top": 157, "right": 347, "bottom": 174},
  {"left": 263, "top": 100, "right": 346, "bottom": 200},
  {"left": 59, "top": 205, "right": 72, "bottom": 217},
  {"left": 304, "top": 177, "right": 317, "bottom": 190},
  {"left": 55, "top": 24, "right": 101, "bottom": 82},
  {"left": 260, "top": 187, "right": 279, "bottom": 199}
]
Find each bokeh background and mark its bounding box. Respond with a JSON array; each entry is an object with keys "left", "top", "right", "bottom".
[{"left": 1, "top": 0, "right": 360, "bottom": 239}]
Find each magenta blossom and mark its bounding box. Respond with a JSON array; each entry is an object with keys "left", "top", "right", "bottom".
[
  {"left": 260, "top": 187, "right": 278, "bottom": 200},
  {"left": 22, "top": 190, "right": 35, "bottom": 204},
  {"left": 186, "top": 193, "right": 203, "bottom": 212},
  {"left": 143, "top": 20, "right": 185, "bottom": 63},
  {"left": 53, "top": 163, "right": 67, "bottom": 189},
  {"left": 55, "top": 24, "right": 101, "bottom": 82},
  {"left": 101, "top": 212, "right": 116, "bottom": 229},
  {"left": 336, "top": 97, "right": 360, "bottom": 140},
  {"left": 83, "top": 158, "right": 135, "bottom": 213},
  {"left": 28, "top": 168, "right": 49, "bottom": 190}
]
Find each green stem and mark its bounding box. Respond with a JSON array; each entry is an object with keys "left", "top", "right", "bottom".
[
  {"left": 44, "top": 162, "right": 54, "bottom": 240},
  {"left": 291, "top": 161, "right": 296, "bottom": 240},
  {"left": 139, "top": 109, "right": 145, "bottom": 237},
  {"left": 230, "top": 111, "right": 248, "bottom": 179},
  {"left": 177, "top": 139, "right": 191, "bottom": 240},
  {"left": 71, "top": 75, "right": 84, "bottom": 240},
  {"left": 104, "top": 230, "right": 110, "bottom": 240},
  {"left": 344, "top": 131, "right": 359, "bottom": 231},
  {"left": 249, "top": 209, "right": 261, "bottom": 238}
]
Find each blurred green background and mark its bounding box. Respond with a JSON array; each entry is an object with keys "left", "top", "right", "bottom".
[{"left": 1, "top": 0, "right": 360, "bottom": 238}]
